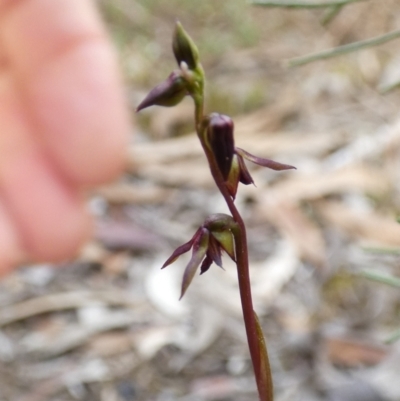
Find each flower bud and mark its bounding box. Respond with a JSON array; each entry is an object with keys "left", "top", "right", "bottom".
[
  {"left": 207, "top": 113, "right": 235, "bottom": 180},
  {"left": 172, "top": 21, "right": 200, "bottom": 70},
  {"left": 136, "top": 71, "right": 187, "bottom": 112}
]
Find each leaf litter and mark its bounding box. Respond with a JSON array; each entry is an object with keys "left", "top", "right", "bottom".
[{"left": 2, "top": 0, "right": 400, "bottom": 400}]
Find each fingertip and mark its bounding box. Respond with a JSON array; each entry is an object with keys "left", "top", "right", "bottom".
[
  {"left": 27, "top": 40, "right": 131, "bottom": 186},
  {"left": 1, "top": 151, "right": 93, "bottom": 263},
  {"left": 0, "top": 200, "right": 25, "bottom": 277},
  {"left": 1, "top": 0, "right": 131, "bottom": 186},
  {"left": 29, "top": 205, "right": 93, "bottom": 263}
]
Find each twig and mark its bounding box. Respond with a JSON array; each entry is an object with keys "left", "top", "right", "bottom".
[
  {"left": 22, "top": 312, "right": 138, "bottom": 358},
  {"left": 0, "top": 290, "right": 134, "bottom": 327},
  {"left": 286, "top": 29, "right": 400, "bottom": 67},
  {"left": 379, "top": 79, "right": 400, "bottom": 94},
  {"left": 321, "top": 4, "right": 343, "bottom": 25},
  {"left": 362, "top": 270, "right": 400, "bottom": 289},
  {"left": 385, "top": 328, "right": 400, "bottom": 344},
  {"left": 250, "top": 0, "right": 368, "bottom": 8}
]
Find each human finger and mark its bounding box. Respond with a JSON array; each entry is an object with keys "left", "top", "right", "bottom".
[
  {"left": 0, "top": 0, "right": 130, "bottom": 185},
  {"left": 0, "top": 199, "right": 24, "bottom": 276},
  {"left": 0, "top": 73, "right": 91, "bottom": 262}
]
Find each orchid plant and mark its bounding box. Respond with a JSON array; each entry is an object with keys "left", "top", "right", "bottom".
[{"left": 137, "top": 22, "right": 295, "bottom": 401}]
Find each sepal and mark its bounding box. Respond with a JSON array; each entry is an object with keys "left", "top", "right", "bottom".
[
  {"left": 225, "top": 154, "right": 240, "bottom": 198},
  {"left": 236, "top": 147, "right": 296, "bottom": 171},
  {"left": 161, "top": 227, "right": 201, "bottom": 269},
  {"left": 200, "top": 254, "right": 213, "bottom": 275},
  {"left": 180, "top": 228, "right": 209, "bottom": 299},
  {"left": 211, "top": 230, "right": 235, "bottom": 261},
  {"left": 237, "top": 153, "right": 254, "bottom": 185}
]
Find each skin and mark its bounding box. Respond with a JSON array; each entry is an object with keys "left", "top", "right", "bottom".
[{"left": 0, "top": 0, "right": 130, "bottom": 274}]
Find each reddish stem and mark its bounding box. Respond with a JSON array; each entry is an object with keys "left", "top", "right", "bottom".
[
  {"left": 193, "top": 93, "right": 272, "bottom": 399},
  {"left": 198, "top": 130, "right": 270, "bottom": 400}
]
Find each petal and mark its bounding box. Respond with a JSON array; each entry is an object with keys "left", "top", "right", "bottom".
[
  {"left": 211, "top": 230, "right": 236, "bottom": 261},
  {"left": 180, "top": 228, "right": 209, "bottom": 299},
  {"left": 237, "top": 153, "right": 254, "bottom": 185},
  {"left": 200, "top": 254, "right": 213, "bottom": 275},
  {"left": 207, "top": 236, "right": 223, "bottom": 267},
  {"left": 236, "top": 148, "right": 296, "bottom": 171},
  {"left": 225, "top": 154, "right": 240, "bottom": 199},
  {"left": 161, "top": 227, "right": 202, "bottom": 269}
]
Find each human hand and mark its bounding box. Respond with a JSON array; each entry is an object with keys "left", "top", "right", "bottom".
[{"left": 0, "top": 0, "right": 130, "bottom": 274}]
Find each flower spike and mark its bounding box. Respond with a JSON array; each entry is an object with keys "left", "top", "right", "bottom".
[{"left": 140, "top": 22, "right": 277, "bottom": 400}]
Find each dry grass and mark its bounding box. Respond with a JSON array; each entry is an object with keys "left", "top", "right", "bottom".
[{"left": 1, "top": 1, "right": 400, "bottom": 400}]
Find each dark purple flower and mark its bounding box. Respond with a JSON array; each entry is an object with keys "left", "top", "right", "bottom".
[
  {"left": 162, "top": 214, "right": 237, "bottom": 299},
  {"left": 207, "top": 113, "right": 235, "bottom": 180}
]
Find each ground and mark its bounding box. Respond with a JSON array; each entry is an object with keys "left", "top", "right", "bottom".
[{"left": 1, "top": 1, "right": 400, "bottom": 400}]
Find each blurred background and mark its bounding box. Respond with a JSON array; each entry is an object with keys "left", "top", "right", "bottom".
[{"left": 1, "top": 0, "right": 400, "bottom": 400}]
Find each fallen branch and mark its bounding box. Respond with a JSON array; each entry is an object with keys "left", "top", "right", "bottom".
[{"left": 0, "top": 290, "right": 135, "bottom": 326}]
